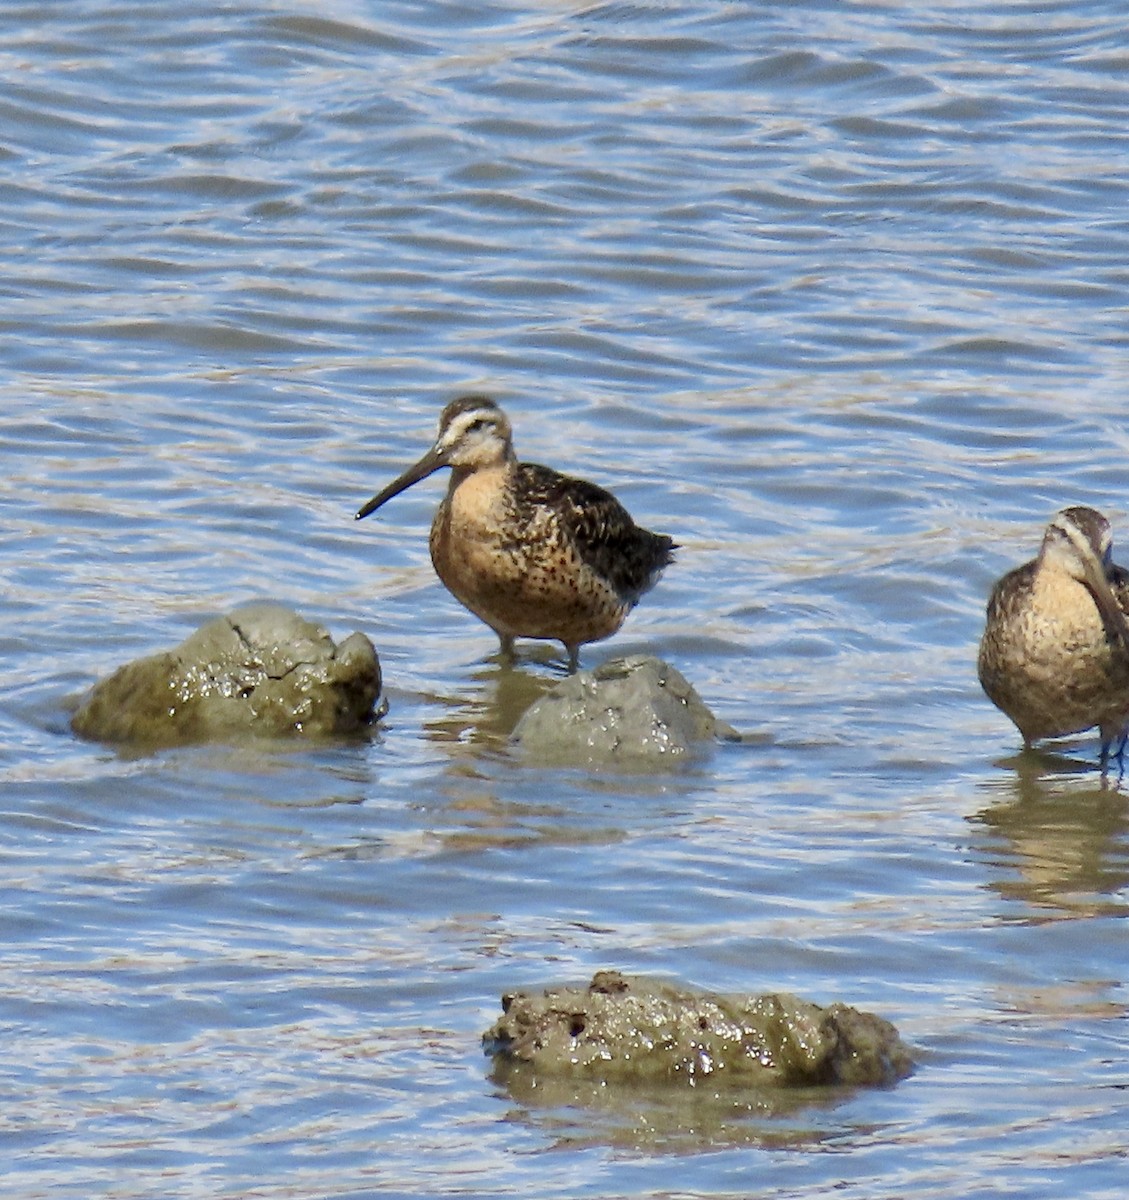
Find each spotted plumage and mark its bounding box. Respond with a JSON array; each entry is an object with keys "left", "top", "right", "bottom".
[
  {"left": 978, "top": 505, "right": 1129, "bottom": 766},
  {"left": 356, "top": 396, "right": 675, "bottom": 670}
]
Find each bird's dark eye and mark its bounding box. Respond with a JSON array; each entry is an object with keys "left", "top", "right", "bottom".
[{"left": 467, "top": 418, "right": 488, "bottom": 433}]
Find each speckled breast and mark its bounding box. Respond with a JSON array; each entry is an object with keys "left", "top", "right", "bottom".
[
  {"left": 979, "top": 567, "right": 1129, "bottom": 742},
  {"left": 429, "top": 469, "right": 629, "bottom": 644}
]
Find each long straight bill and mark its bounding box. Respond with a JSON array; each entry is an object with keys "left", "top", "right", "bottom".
[{"left": 356, "top": 445, "right": 445, "bottom": 520}]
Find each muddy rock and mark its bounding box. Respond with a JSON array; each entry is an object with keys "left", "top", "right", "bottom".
[
  {"left": 71, "top": 603, "right": 383, "bottom": 747},
  {"left": 511, "top": 655, "right": 737, "bottom": 766},
  {"left": 484, "top": 970, "right": 913, "bottom": 1090}
]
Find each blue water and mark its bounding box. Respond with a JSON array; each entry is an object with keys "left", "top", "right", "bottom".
[{"left": 2, "top": 2, "right": 1129, "bottom": 1196}]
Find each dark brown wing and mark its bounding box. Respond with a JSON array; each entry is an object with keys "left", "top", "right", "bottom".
[
  {"left": 984, "top": 560, "right": 1036, "bottom": 626},
  {"left": 978, "top": 559, "right": 1036, "bottom": 692},
  {"left": 517, "top": 463, "right": 676, "bottom": 605}
]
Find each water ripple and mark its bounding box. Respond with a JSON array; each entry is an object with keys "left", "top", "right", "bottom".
[{"left": 3, "top": 1, "right": 1129, "bottom": 1196}]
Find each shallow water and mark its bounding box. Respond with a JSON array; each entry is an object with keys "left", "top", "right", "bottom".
[{"left": 3, "top": 2, "right": 1129, "bottom": 1196}]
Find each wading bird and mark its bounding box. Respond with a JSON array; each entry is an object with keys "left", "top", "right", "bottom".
[
  {"left": 978, "top": 505, "right": 1129, "bottom": 768},
  {"left": 356, "top": 396, "right": 675, "bottom": 671}
]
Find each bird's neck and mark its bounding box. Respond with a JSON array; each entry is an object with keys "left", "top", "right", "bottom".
[{"left": 448, "top": 454, "right": 515, "bottom": 491}]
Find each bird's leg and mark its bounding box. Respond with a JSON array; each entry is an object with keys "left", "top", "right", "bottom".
[
  {"left": 1099, "top": 724, "right": 1128, "bottom": 772},
  {"left": 1099, "top": 733, "right": 1127, "bottom": 788},
  {"left": 496, "top": 633, "right": 516, "bottom": 666},
  {"left": 565, "top": 643, "right": 580, "bottom": 674},
  {"left": 1109, "top": 730, "right": 1129, "bottom": 788}
]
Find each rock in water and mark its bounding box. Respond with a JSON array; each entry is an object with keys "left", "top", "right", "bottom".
[
  {"left": 71, "top": 603, "right": 382, "bottom": 747},
  {"left": 484, "top": 970, "right": 913, "bottom": 1090},
  {"left": 511, "top": 655, "right": 737, "bottom": 766}
]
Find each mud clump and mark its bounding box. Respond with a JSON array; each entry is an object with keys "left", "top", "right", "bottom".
[
  {"left": 71, "top": 603, "right": 383, "bottom": 747},
  {"left": 511, "top": 655, "right": 738, "bottom": 767},
  {"left": 484, "top": 970, "right": 913, "bottom": 1090}
]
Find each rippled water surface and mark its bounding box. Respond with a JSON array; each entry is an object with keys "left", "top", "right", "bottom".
[{"left": 3, "top": 2, "right": 1129, "bottom": 1196}]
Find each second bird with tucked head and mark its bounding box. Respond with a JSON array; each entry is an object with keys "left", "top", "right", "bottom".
[{"left": 978, "top": 505, "right": 1129, "bottom": 767}]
